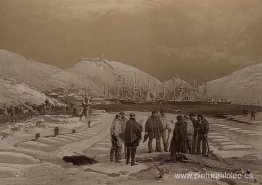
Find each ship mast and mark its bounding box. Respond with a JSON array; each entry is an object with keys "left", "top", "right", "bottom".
[
  {"left": 132, "top": 73, "right": 138, "bottom": 100},
  {"left": 178, "top": 79, "right": 184, "bottom": 101},
  {"left": 203, "top": 80, "right": 208, "bottom": 101},
  {"left": 103, "top": 85, "right": 106, "bottom": 97},
  {"left": 163, "top": 82, "right": 166, "bottom": 99},
  {"left": 153, "top": 80, "right": 157, "bottom": 100},
  {"left": 114, "top": 75, "right": 120, "bottom": 98},
  {"left": 146, "top": 75, "right": 151, "bottom": 101},
  {"left": 172, "top": 76, "right": 176, "bottom": 100}
]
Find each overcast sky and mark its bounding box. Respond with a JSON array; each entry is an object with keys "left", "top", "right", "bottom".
[{"left": 0, "top": 0, "right": 261, "bottom": 83}]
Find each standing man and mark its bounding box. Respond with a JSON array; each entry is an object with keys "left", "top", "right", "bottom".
[
  {"left": 246, "top": 110, "right": 249, "bottom": 117},
  {"left": 2, "top": 105, "right": 9, "bottom": 123},
  {"left": 189, "top": 113, "right": 199, "bottom": 154},
  {"left": 183, "top": 115, "right": 193, "bottom": 154},
  {"left": 45, "top": 98, "right": 50, "bottom": 113},
  {"left": 169, "top": 115, "right": 187, "bottom": 158},
  {"left": 110, "top": 114, "right": 123, "bottom": 163},
  {"left": 119, "top": 112, "right": 128, "bottom": 160},
  {"left": 144, "top": 111, "right": 164, "bottom": 153},
  {"left": 196, "top": 114, "right": 209, "bottom": 156},
  {"left": 10, "top": 105, "right": 17, "bottom": 122},
  {"left": 123, "top": 113, "right": 143, "bottom": 166},
  {"left": 251, "top": 110, "right": 256, "bottom": 120},
  {"left": 80, "top": 100, "right": 88, "bottom": 121},
  {"left": 22, "top": 107, "right": 29, "bottom": 121},
  {"left": 159, "top": 110, "right": 171, "bottom": 152}
]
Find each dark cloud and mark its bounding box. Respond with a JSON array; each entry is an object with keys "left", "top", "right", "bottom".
[{"left": 0, "top": 0, "right": 261, "bottom": 83}]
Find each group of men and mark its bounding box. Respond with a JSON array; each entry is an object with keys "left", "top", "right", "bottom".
[
  {"left": 0, "top": 99, "right": 80, "bottom": 123},
  {"left": 169, "top": 113, "right": 209, "bottom": 158},
  {"left": 143, "top": 111, "right": 209, "bottom": 157},
  {"left": 79, "top": 96, "right": 92, "bottom": 120},
  {"left": 110, "top": 112, "right": 142, "bottom": 166},
  {"left": 0, "top": 105, "right": 19, "bottom": 122},
  {"left": 110, "top": 110, "right": 210, "bottom": 166},
  {"left": 243, "top": 109, "right": 256, "bottom": 120}
]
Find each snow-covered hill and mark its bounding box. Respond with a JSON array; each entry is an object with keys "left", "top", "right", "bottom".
[
  {"left": 67, "top": 58, "right": 161, "bottom": 92},
  {"left": 0, "top": 50, "right": 99, "bottom": 92},
  {"left": 163, "top": 75, "right": 198, "bottom": 100},
  {"left": 0, "top": 78, "right": 59, "bottom": 105},
  {"left": 203, "top": 63, "right": 262, "bottom": 104},
  {"left": 164, "top": 75, "right": 192, "bottom": 91}
]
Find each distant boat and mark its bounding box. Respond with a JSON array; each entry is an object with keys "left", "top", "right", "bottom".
[
  {"left": 217, "top": 99, "right": 232, "bottom": 105},
  {"left": 104, "top": 75, "right": 233, "bottom": 106}
]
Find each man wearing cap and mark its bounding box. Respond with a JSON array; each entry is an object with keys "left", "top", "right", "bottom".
[
  {"left": 119, "top": 112, "right": 128, "bottom": 160},
  {"left": 189, "top": 113, "right": 198, "bottom": 154},
  {"left": 110, "top": 114, "right": 123, "bottom": 163},
  {"left": 10, "top": 105, "right": 17, "bottom": 122},
  {"left": 159, "top": 110, "right": 171, "bottom": 152},
  {"left": 123, "top": 113, "right": 143, "bottom": 166},
  {"left": 144, "top": 111, "right": 164, "bottom": 153},
  {"left": 184, "top": 115, "right": 193, "bottom": 154},
  {"left": 80, "top": 100, "right": 88, "bottom": 121},
  {"left": 196, "top": 114, "right": 209, "bottom": 156},
  {"left": 169, "top": 115, "right": 187, "bottom": 157}
]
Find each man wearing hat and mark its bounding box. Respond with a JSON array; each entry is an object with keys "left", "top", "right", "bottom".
[
  {"left": 110, "top": 114, "right": 122, "bottom": 163},
  {"left": 119, "top": 112, "right": 128, "bottom": 159},
  {"left": 123, "top": 113, "right": 143, "bottom": 166},
  {"left": 169, "top": 115, "right": 187, "bottom": 157},
  {"left": 159, "top": 110, "right": 171, "bottom": 152},
  {"left": 196, "top": 114, "right": 209, "bottom": 156},
  {"left": 189, "top": 113, "right": 198, "bottom": 154},
  {"left": 144, "top": 111, "right": 164, "bottom": 153}
]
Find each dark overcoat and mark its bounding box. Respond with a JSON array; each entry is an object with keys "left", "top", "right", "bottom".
[
  {"left": 145, "top": 116, "right": 164, "bottom": 139},
  {"left": 123, "top": 118, "right": 143, "bottom": 145},
  {"left": 169, "top": 120, "right": 187, "bottom": 154}
]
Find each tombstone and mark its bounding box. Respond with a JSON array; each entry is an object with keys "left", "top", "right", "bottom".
[
  {"left": 54, "top": 127, "right": 59, "bottom": 136},
  {"left": 35, "top": 133, "right": 40, "bottom": 140},
  {"left": 72, "top": 129, "right": 76, "bottom": 134},
  {"left": 88, "top": 120, "right": 91, "bottom": 128}
]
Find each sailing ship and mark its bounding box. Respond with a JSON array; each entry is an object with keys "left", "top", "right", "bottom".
[{"left": 99, "top": 61, "right": 231, "bottom": 105}]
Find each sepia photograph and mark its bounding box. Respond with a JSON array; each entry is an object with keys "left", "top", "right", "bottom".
[{"left": 0, "top": 0, "right": 261, "bottom": 184}]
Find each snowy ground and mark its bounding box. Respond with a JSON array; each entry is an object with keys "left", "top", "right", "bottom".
[{"left": 0, "top": 111, "right": 261, "bottom": 185}]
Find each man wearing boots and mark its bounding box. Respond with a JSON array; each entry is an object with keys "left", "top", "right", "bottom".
[
  {"left": 196, "top": 114, "right": 209, "bottom": 156},
  {"left": 144, "top": 111, "right": 164, "bottom": 153},
  {"left": 119, "top": 112, "right": 128, "bottom": 160},
  {"left": 189, "top": 113, "right": 198, "bottom": 154},
  {"left": 80, "top": 100, "right": 88, "bottom": 121},
  {"left": 159, "top": 110, "right": 171, "bottom": 152},
  {"left": 123, "top": 113, "right": 143, "bottom": 166},
  {"left": 169, "top": 115, "right": 187, "bottom": 158},
  {"left": 110, "top": 114, "right": 123, "bottom": 163}
]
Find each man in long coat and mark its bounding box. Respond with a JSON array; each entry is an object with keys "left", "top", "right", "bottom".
[
  {"left": 169, "top": 115, "right": 187, "bottom": 157},
  {"left": 123, "top": 113, "right": 143, "bottom": 166},
  {"left": 159, "top": 110, "right": 171, "bottom": 152},
  {"left": 144, "top": 111, "right": 164, "bottom": 153},
  {"left": 110, "top": 114, "right": 123, "bottom": 163},
  {"left": 196, "top": 114, "right": 209, "bottom": 156},
  {"left": 80, "top": 100, "right": 88, "bottom": 120},
  {"left": 119, "top": 112, "right": 128, "bottom": 159},
  {"left": 189, "top": 113, "right": 199, "bottom": 154}
]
